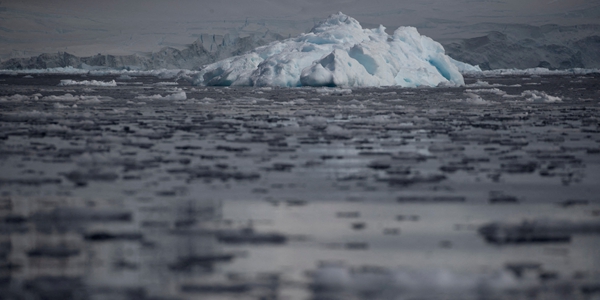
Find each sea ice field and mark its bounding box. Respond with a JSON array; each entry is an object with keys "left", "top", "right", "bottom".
[{"left": 1, "top": 72, "right": 600, "bottom": 300}]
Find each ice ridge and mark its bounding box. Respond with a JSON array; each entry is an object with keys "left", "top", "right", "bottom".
[{"left": 193, "top": 12, "right": 476, "bottom": 88}]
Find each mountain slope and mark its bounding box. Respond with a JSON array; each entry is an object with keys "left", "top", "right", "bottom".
[
  {"left": 0, "top": 33, "right": 284, "bottom": 70},
  {"left": 445, "top": 24, "right": 600, "bottom": 70}
]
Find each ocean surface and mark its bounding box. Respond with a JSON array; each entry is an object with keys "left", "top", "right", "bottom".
[{"left": 1, "top": 73, "right": 599, "bottom": 299}]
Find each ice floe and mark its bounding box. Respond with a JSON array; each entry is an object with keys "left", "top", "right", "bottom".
[
  {"left": 521, "top": 90, "right": 562, "bottom": 103},
  {"left": 39, "top": 93, "right": 109, "bottom": 103},
  {"left": 310, "top": 263, "right": 522, "bottom": 296},
  {"left": 135, "top": 90, "right": 187, "bottom": 101},
  {"left": 465, "top": 88, "right": 506, "bottom": 95},
  {"left": 58, "top": 79, "right": 117, "bottom": 87}
]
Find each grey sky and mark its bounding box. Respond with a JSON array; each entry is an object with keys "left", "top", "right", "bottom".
[{"left": 1, "top": 0, "right": 599, "bottom": 58}]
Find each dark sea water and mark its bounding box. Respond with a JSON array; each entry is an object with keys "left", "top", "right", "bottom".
[{"left": 1, "top": 73, "right": 599, "bottom": 299}]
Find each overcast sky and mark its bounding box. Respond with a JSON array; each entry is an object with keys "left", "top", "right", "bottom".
[{"left": 1, "top": 0, "right": 599, "bottom": 58}]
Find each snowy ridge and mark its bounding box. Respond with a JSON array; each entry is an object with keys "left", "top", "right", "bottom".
[{"left": 192, "top": 12, "right": 472, "bottom": 88}]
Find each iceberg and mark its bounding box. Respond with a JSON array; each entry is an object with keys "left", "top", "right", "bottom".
[{"left": 193, "top": 12, "right": 471, "bottom": 88}]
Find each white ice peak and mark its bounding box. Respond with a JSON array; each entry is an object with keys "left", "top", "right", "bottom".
[{"left": 193, "top": 12, "right": 477, "bottom": 87}]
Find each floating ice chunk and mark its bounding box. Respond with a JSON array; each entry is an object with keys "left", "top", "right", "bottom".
[
  {"left": 459, "top": 92, "right": 494, "bottom": 105},
  {"left": 9, "top": 110, "right": 53, "bottom": 118},
  {"left": 153, "top": 82, "right": 178, "bottom": 86},
  {"left": 310, "top": 264, "right": 522, "bottom": 296},
  {"left": 58, "top": 79, "right": 117, "bottom": 87},
  {"left": 53, "top": 103, "right": 77, "bottom": 109},
  {"left": 42, "top": 93, "right": 80, "bottom": 101},
  {"left": 199, "top": 97, "right": 216, "bottom": 103},
  {"left": 117, "top": 74, "right": 133, "bottom": 80},
  {"left": 465, "top": 88, "right": 506, "bottom": 95},
  {"left": 136, "top": 91, "right": 187, "bottom": 101},
  {"left": 277, "top": 98, "right": 307, "bottom": 105},
  {"left": 315, "top": 87, "right": 352, "bottom": 95},
  {"left": 304, "top": 116, "right": 328, "bottom": 127},
  {"left": 521, "top": 90, "right": 562, "bottom": 103},
  {"left": 465, "top": 80, "right": 502, "bottom": 88},
  {"left": 78, "top": 96, "right": 103, "bottom": 104},
  {"left": 325, "top": 124, "right": 352, "bottom": 139},
  {"left": 0, "top": 94, "right": 31, "bottom": 102},
  {"left": 40, "top": 93, "right": 108, "bottom": 102},
  {"left": 193, "top": 13, "right": 469, "bottom": 88}
]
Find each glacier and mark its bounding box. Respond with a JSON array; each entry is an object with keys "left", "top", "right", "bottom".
[{"left": 193, "top": 12, "right": 476, "bottom": 88}]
